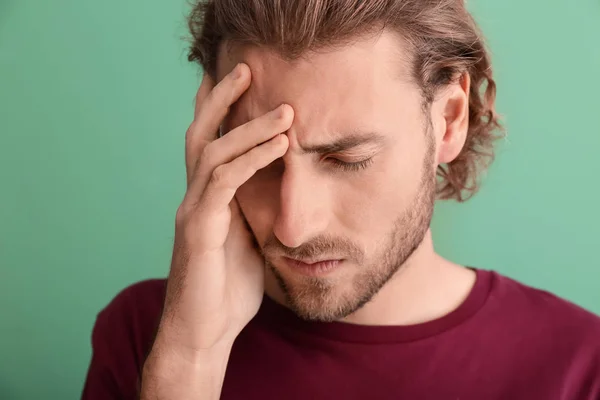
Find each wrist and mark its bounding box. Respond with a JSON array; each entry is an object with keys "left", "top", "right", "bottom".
[
  {"left": 141, "top": 336, "right": 233, "bottom": 399},
  {"left": 145, "top": 335, "right": 233, "bottom": 375}
]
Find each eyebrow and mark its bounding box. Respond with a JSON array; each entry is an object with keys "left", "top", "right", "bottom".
[{"left": 298, "top": 131, "right": 387, "bottom": 155}]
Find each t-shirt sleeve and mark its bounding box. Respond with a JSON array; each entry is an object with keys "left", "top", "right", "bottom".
[
  {"left": 81, "top": 280, "right": 165, "bottom": 400},
  {"left": 81, "top": 308, "right": 130, "bottom": 399},
  {"left": 571, "top": 328, "right": 600, "bottom": 400}
]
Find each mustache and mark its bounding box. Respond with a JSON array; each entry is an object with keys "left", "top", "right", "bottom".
[{"left": 261, "top": 233, "right": 363, "bottom": 261}]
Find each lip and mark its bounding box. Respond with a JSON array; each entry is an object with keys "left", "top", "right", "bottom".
[{"left": 282, "top": 257, "right": 343, "bottom": 277}]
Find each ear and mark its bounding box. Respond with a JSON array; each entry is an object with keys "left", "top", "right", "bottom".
[{"left": 434, "top": 73, "right": 470, "bottom": 164}]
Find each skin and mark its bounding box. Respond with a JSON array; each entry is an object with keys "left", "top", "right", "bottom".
[{"left": 217, "top": 30, "right": 477, "bottom": 324}]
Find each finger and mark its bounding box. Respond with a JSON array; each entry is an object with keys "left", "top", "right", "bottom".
[
  {"left": 218, "top": 104, "right": 293, "bottom": 156},
  {"left": 195, "top": 63, "right": 251, "bottom": 142},
  {"left": 185, "top": 63, "right": 251, "bottom": 184},
  {"left": 185, "top": 74, "right": 214, "bottom": 184},
  {"left": 189, "top": 104, "right": 293, "bottom": 200},
  {"left": 194, "top": 72, "right": 214, "bottom": 117},
  {"left": 194, "top": 133, "right": 289, "bottom": 217}
]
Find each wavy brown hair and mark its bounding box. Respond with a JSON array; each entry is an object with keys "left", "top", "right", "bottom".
[{"left": 186, "top": 0, "right": 504, "bottom": 201}]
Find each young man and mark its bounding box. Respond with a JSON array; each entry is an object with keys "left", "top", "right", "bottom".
[{"left": 82, "top": 1, "right": 600, "bottom": 399}]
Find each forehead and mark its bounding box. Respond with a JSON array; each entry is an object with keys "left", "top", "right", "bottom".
[{"left": 216, "top": 31, "right": 419, "bottom": 138}]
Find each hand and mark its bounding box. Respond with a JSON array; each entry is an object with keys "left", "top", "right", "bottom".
[{"left": 156, "top": 62, "right": 293, "bottom": 356}]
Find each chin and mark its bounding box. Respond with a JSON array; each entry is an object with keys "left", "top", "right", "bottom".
[
  {"left": 275, "top": 273, "right": 368, "bottom": 322},
  {"left": 290, "top": 290, "right": 370, "bottom": 322}
]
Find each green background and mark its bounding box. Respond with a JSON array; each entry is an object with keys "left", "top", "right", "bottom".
[{"left": 1, "top": 0, "right": 599, "bottom": 398}]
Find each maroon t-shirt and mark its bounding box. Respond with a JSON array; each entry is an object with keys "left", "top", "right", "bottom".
[{"left": 81, "top": 269, "right": 600, "bottom": 399}]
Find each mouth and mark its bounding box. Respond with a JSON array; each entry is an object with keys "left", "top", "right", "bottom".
[{"left": 282, "top": 257, "right": 344, "bottom": 277}]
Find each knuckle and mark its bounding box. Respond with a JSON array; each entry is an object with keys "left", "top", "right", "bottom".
[
  {"left": 211, "top": 164, "right": 229, "bottom": 185},
  {"left": 177, "top": 207, "right": 203, "bottom": 244},
  {"left": 185, "top": 122, "right": 197, "bottom": 142},
  {"left": 199, "top": 143, "right": 214, "bottom": 166},
  {"left": 184, "top": 131, "right": 192, "bottom": 147},
  {"left": 175, "top": 203, "right": 190, "bottom": 226}
]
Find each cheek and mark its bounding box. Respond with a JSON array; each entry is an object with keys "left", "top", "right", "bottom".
[
  {"left": 335, "top": 150, "right": 423, "bottom": 233},
  {"left": 235, "top": 177, "right": 279, "bottom": 244}
]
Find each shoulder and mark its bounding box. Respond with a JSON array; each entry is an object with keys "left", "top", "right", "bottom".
[
  {"left": 97, "top": 279, "right": 167, "bottom": 323},
  {"left": 94, "top": 279, "right": 167, "bottom": 354},
  {"left": 484, "top": 270, "right": 600, "bottom": 396},
  {"left": 82, "top": 279, "right": 167, "bottom": 399},
  {"left": 488, "top": 270, "right": 600, "bottom": 335}
]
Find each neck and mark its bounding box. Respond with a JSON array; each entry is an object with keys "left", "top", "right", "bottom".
[
  {"left": 264, "top": 229, "right": 476, "bottom": 326},
  {"left": 341, "top": 230, "right": 475, "bottom": 325}
]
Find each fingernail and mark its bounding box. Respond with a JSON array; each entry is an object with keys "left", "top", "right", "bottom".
[{"left": 273, "top": 104, "right": 286, "bottom": 119}]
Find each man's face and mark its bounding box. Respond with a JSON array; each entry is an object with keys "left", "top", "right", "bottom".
[{"left": 218, "top": 32, "right": 445, "bottom": 322}]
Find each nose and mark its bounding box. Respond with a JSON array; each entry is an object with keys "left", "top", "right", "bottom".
[{"left": 272, "top": 165, "right": 329, "bottom": 248}]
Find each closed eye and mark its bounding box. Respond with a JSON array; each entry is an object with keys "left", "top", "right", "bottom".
[{"left": 327, "top": 157, "right": 374, "bottom": 172}]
